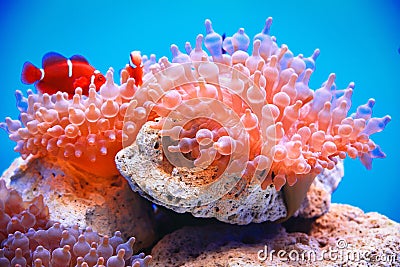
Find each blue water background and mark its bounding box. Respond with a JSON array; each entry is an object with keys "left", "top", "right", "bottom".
[{"left": 0, "top": 0, "right": 398, "bottom": 221}]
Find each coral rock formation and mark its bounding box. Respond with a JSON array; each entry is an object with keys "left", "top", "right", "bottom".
[{"left": 150, "top": 204, "right": 400, "bottom": 266}]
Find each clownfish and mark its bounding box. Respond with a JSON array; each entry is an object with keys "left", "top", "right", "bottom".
[
  {"left": 124, "top": 51, "right": 143, "bottom": 87},
  {"left": 21, "top": 52, "right": 106, "bottom": 97}
]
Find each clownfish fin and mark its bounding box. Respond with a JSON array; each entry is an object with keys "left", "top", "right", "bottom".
[
  {"left": 73, "top": 76, "right": 90, "bottom": 89},
  {"left": 36, "top": 80, "right": 58, "bottom": 95},
  {"left": 70, "top": 55, "right": 89, "bottom": 64},
  {"left": 42, "top": 52, "right": 67, "bottom": 68},
  {"left": 21, "top": 62, "right": 43, "bottom": 84}
]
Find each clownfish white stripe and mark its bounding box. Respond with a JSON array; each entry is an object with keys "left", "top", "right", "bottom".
[
  {"left": 129, "top": 58, "right": 137, "bottom": 68},
  {"left": 67, "top": 59, "right": 73, "bottom": 77},
  {"left": 39, "top": 68, "right": 45, "bottom": 80},
  {"left": 91, "top": 74, "right": 95, "bottom": 84},
  {"left": 94, "top": 70, "right": 100, "bottom": 74}
]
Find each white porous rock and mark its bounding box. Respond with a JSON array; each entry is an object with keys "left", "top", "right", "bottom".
[
  {"left": 116, "top": 122, "right": 344, "bottom": 225},
  {"left": 1, "top": 155, "right": 157, "bottom": 251},
  {"left": 116, "top": 123, "right": 287, "bottom": 224}
]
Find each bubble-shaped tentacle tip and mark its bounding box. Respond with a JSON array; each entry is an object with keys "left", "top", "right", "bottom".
[
  {"left": 0, "top": 182, "right": 151, "bottom": 267},
  {"left": 1, "top": 65, "right": 145, "bottom": 177}
]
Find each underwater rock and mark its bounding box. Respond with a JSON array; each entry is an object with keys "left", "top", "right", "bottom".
[
  {"left": 150, "top": 204, "right": 400, "bottom": 266},
  {"left": 116, "top": 122, "right": 344, "bottom": 224},
  {"left": 1, "top": 156, "right": 157, "bottom": 251}
]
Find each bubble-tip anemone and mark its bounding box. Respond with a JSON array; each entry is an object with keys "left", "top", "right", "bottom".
[
  {"left": 121, "top": 18, "right": 390, "bottom": 185},
  {"left": 1, "top": 69, "right": 140, "bottom": 177},
  {"left": 117, "top": 18, "right": 390, "bottom": 220}
]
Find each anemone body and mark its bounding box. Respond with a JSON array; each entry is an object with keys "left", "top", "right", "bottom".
[{"left": 121, "top": 18, "right": 390, "bottom": 190}]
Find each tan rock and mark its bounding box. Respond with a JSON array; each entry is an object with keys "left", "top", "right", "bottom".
[
  {"left": 150, "top": 204, "right": 400, "bottom": 266},
  {"left": 1, "top": 156, "right": 157, "bottom": 251}
]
